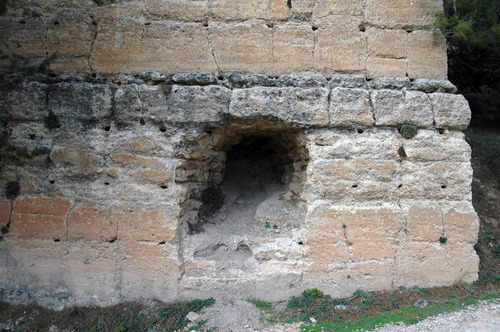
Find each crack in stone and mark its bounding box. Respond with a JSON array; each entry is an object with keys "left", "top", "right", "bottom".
[
  {"left": 87, "top": 16, "right": 98, "bottom": 73},
  {"left": 204, "top": 23, "right": 220, "bottom": 76}
]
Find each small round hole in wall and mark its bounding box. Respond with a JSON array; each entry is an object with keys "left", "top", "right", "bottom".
[
  {"left": 160, "top": 185, "right": 168, "bottom": 189},
  {"left": 104, "top": 182, "right": 110, "bottom": 186},
  {"left": 103, "top": 126, "right": 111, "bottom": 131},
  {"left": 53, "top": 239, "right": 60, "bottom": 243},
  {"left": 357, "top": 128, "right": 364, "bottom": 134},
  {"left": 159, "top": 241, "right": 166, "bottom": 245},
  {"left": 139, "top": 118, "right": 146, "bottom": 125},
  {"left": 298, "top": 241, "right": 304, "bottom": 245},
  {"left": 54, "top": 20, "right": 60, "bottom": 26},
  {"left": 218, "top": 76, "right": 224, "bottom": 81},
  {"left": 438, "top": 128, "right": 445, "bottom": 135},
  {"left": 352, "top": 184, "right": 358, "bottom": 188},
  {"left": 159, "top": 125, "right": 166, "bottom": 133},
  {"left": 91, "top": 73, "right": 97, "bottom": 78},
  {"left": 441, "top": 185, "right": 447, "bottom": 189},
  {"left": 397, "top": 184, "right": 403, "bottom": 188},
  {"left": 203, "top": 22, "right": 208, "bottom": 27},
  {"left": 312, "top": 25, "right": 318, "bottom": 31},
  {"left": 29, "top": 134, "right": 35, "bottom": 140},
  {"left": 49, "top": 180, "right": 55, "bottom": 184}
]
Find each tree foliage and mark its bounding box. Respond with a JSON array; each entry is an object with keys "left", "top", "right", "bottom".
[{"left": 434, "top": 0, "right": 500, "bottom": 124}]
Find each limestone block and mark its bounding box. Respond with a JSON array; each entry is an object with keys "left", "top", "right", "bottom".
[
  {"left": 366, "top": 27, "right": 408, "bottom": 58},
  {"left": 119, "top": 241, "right": 180, "bottom": 299},
  {"left": 272, "top": 22, "right": 314, "bottom": 72},
  {"left": 399, "top": 161, "right": 473, "bottom": 200},
  {"left": 330, "top": 75, "right": 368, "bottom": 89},
  {"left": 210, "top": 0, "right": 290, "bottom": 21},
  {"left": 114, "top": 85, "right": 147, "bottom": 122},
  {"left": 164, "top": 85, "right": 231, "bottom": 124},
  {"left": 110, "top": 151, "right": 163, "bottom": 169},
  {"left": 366, "top": 58, "right": 408, "bottom": 78},
  {"left": 411, "top": 79, "right": 457, "bottom": 93},
  {"left": 136, "top": 85, "right": 167, "bottom": 123},
  {"left": 68, "top": 203, "right": 118, "bottom": 241},
  {"left": 173, "top": 72, "right": 217, "bottom": 85},
  {"left": 277, "top": 74, "right": 327, "bottom": 88},
  {"left": 365, "top": 0, "right": 442, "bottom": 28},
  {"left": 9, "top": 197, "right": 73, "bottom": 239},
  {"left": 46, "top": 9, "right": 94, "bottom": 72},
  {"left": 444, "top": 242, "right": 479, "bottom": 283},
  {"left": 402, "top": 130, "right": 471, "bottom": 162},
  {"left": 443, "top": 202, "right": 479, "bottom": 244},
  {"left": 209, "top": 21, "right": 273, "bottom": 73},
  {"left": 3, "top": 82, "right": 47, "bottom": 121},
  {"left": 310, "top": 159, "right": 398, "bottom": 183},
  {"left": 66, "top": 242, "right": 121, "bottom": 306},
  {"left": 370, "top": 77, "right": 411, "bottom": 90},
  {"left": 133, "top": 169, "right": 172, "bottom": 187},
  {"left": 329, "top": 88, "right": 374, "bottom": 127},
  {"left": 429, "top": 93, "right": 471, "bottom": 130},
  {"left": 308, "top": 128, "right": 400, "bottom": 160},
  {"left": 312, "top": 0, "right": 364, "bottom": 18},
  {"left": 344, "top": 207, "right": 404, "bottom": 242},
  {"left": 404, "top": 203, "right": 443, "bottom": 242},
  {"left": 48, "top": 83, "right": 112, "bottom": 120},
  {"left": 0, "top": 200, "right": 10, "bottom": 225},
  {"left": 92, "top": 14, "right": 215, "bottom": 74},
  {"left": 370, "top": 90, "right": 434, "bottom": 127},
  {"left": 349, "top": 241, "right": 397, "bottom": 261},
  {"left": 117, "top": 206, "right": 178, "bottom": 243},
  {"left": 315, "top": 17, "right": 366, "bottom": 72},
  {"left": 407, "top": 30, "right": 447, "bottom": 79},
  {"left": 230, "top": 87, "right": 329, "bottom": 127},
  {"left": 5, "top": 121, "right": 53, "bottom": 152},
  {"left": 144, "top": 0, "right": 209, "bottom": 22},
  {"left": 50, "top": 144, "right": 102, "bottom": 175},
  {"left": 394, "top": 241, "right": 456, "bottom": 287},
  {"left": 0, "top": 18, "right": 46, "bottom": 61}
]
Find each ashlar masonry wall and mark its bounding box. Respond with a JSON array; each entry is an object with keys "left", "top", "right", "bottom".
[
  {"left": 0, "top": 73, "right": 478, "bottom": 308},
  {"left": 0, "top": 0, "right": 479, "bottom": 309}
]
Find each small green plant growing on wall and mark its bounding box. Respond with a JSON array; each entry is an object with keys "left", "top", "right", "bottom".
[
  {"left": 44, "top": 110, "right": 60, "bottom": 129},
  {"left": 439, "top": 236, "right": 448, "bottom": 244},
  {"left": 400, "top": 124, "right": 418, "bottom": 139},
  {"left": 5, "top": 180, "right": 20, "bottom": 200},
  {"left": 20, "top": 52, "right": 58, "bottom": 76},
  {"left": 31, "top": 146, "right": 50, "bottom": 157},
  {"left": 1, "top": 225, "right": 8, "bottom": 235}
]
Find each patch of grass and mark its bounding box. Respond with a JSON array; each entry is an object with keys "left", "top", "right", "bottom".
[
  {"left": 248, "top": 298, "right": 273, "bottom": 312},
  {"left": 264, "top": 222, "right": 271, "bottom": 229},
  {"left": 301, "top": 292, "right": 500, "bottom": 332},
  {"left": 158, "top": 298, "right": 215, "bottom": 330},
  {"left": 439, "top": 236, "right": 448, "bottom": 244}
]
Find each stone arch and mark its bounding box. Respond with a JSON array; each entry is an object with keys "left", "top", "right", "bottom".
[{"left": 175, "top": 120, "right": 310, "bottom": 298}]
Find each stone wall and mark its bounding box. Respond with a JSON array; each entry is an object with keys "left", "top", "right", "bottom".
[
  {"left": 1, "top": 0, "right": 446, "bottom": 78},
  {"left": 0, "top": 72, "right": 478, "bottom": 308}
]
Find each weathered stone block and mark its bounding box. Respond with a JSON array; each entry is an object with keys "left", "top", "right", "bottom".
[
  {"left": 367, "top": 27, "right": 408, "bottom": 58},
  {"left": 48, "top": 83, "right": 112, "bottom": 120},
  {"left": 312, "top": 0, "right": 364, "bottom": 18},
  {"left": 117, "top": 206, "right": 177, "bottom": 243},
  {"left": 310, "top": 159, "right": 398, "bottom": 183},
  {"left": 370, "top": 90, "right": 433, "bottom": 127},
  {"left": 3, "top": 82, "right": 47, "bottom": 121},
  {"left": 210, "top": 21, "right": 273, "bottom": 73},
  {"left": 401, "top": 130, "right": 471, "bottom": 162},
  {"left": 411, "top": 79, "right": 458, "bottom": 93},
  {"left": 144, "top": 0, "right": 209, "bottom": 22},
  {"left": 46, "top": 9, "right": 94, "bottom": 72},
  {"left": 370, "top": 77, "right": 411, "bottom": 90},
  {"left": 365, "top": 0, "right": 442, "bottom": 28},
  {"left": 211, "top": 0, "right": 290, "bottom": 21},
  {"left": 230, "top": 87, "right": 329, "bottom": 127},
  {"left": 110, "top": 151, "right": 163, "bottom": 169},
  {"left": 114, "top": 85, "right": 146, "bottom": 122},
  {"left": 133, "top": 169, "right": 172, "bottom": 187},
  {"left": 429, "top": 93, "right": 471, "bottom": 130},
  {"left": 10, "top": 197, "right": 72, "bottom": 239},
  {"left": 92, "top": 15, "right": 215, "bottom": 74},
  {"left": 0, "top": 18, "right": 46, "bottom": 61},
  {"left": 350, "top": 241, "right": 397, "bottom": 261},
  {"left": 0, "top": 200, "right": 10, "bottom": 225},
  {"left": 404, "top": 203, "right": 443, "bottom": 242},
  {"left": 50, "top": 144, "right": 102, "bottom": 175},
  {"left": 366, "top": 58, "right": 408, "bottom": 78},
  {"left": 164, "top": 85, "right": 231, "bottom": 124},
  {"left": 315, "top": 17, "right": 366, "bottom": 72},
  {"left": 444, "top": 208, "right": 479, "bottom": 244},
  {"left": 329, "top": 88, "right": 374, "bottom": 127},
  {"left": 68, "top": 203, "right": 118, "bottom": 241},
  {"left": 344, "top": 207, "right": 404, "bottom": 242},
  {"left": 272, "top": 22, "right": 314, "bottom": 72},
  {"left": 407, "top": 30, "right": 447, "bottom": 79}
]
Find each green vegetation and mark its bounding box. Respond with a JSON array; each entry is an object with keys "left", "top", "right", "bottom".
[
  {"left": 31, "top": 146, "right": 50, "bottom": 157},
  {"left": 44, "top": 110, "right": 60, "bottom": 130},
  {"left": 5, "top": 181, "right": 20, "bottom": 200},
  {"left": 248, "top": 298, "right": 273, "bottom": 312},
  {"left": 399, "top": 124, "right": 418, "bottom": 139},
  {"left": 439, "top": 236, "right": 448, "bottom": 244},
  {"left": 434, "top": 0, "right": 500, "bottom": 124},
  {"left": 19, "top": 52, "right": 58, "bottom": 77},
  {"left": 158, "top": 298, "right": 215, "bottom": 330}
]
